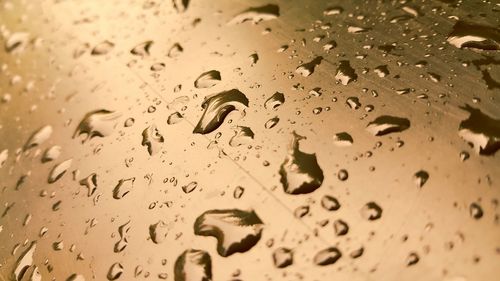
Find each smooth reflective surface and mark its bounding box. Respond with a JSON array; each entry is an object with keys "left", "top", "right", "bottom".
[{"left": 0, "top": 0, "right": 499, "bottom": 280}]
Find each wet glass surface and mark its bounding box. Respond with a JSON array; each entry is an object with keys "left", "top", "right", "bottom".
[{"left": 0, "top": 0, "right": 499, "bottom": 280}]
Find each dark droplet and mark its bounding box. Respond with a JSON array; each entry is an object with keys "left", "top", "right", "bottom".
[
  {"left": 279, "top": 132, "right": 324, "bottom": 195},
  {"left": 447, "top": 21, "right": 500, "bottom": 51},
  {"left": 142, "top": 125, "right": 165, "bottom": 155},
  {"left": 174, "top": 249, "right": 212, "bottom": 281},
  {"left": 194, "top": 70, "right": 221, "bottom": 89},
  {"left": 295, "top": 56, "right": 323, "bottom": 77},
  {"left": 313, "top": 247, "right": 342, "bottom": 266},
  {"left": 366, "top": 115, "right": 410, "bottom": 136},
  {"left": 264, "top": 92, "right": 285, "bottom": 110},
  {"left": 193, "top": 89, "right": 249, "bottom": 134},
  {"left": 228, "top": 4, "right": 280, "bottom": 25},
  {"left": 272, "top": 247, "right": 293, "bottom": 268},
  {"left": 194, "top": 209, "right": 264, "bottom": 257},
  {"left": 458, "top": 104, "right": 500, "bottom": 156}
]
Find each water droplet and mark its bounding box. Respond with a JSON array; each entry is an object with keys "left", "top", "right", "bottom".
[
  {"left": 366, "top": 115, "right": 410, "bottom": 136},
  {"left": 142, "top": 125, "right": 164, "bottom": 155},
  {"left": 361, "top": 202, "right": 382, "bottom": 220},
  {"left": 335, "top": 60, "right": 357, "bottom": 85},
  {"left": 74, "top": 110, "right": 122, "bottom": 143},
  {"left": 124, "top": 118, "right": 135, "bottom": 127},
  {"left": 5, "top": 32, "right": 29, "bottom": 53},
  {"left": 458, "top": 105, "right": 500, "bottom": 155},
  {"left": 182, "top": 181, "right": 198, "bottom": 193},
  {"left": 42, "top": 145, "right": 61, "bottom": 163},
  {"left": 193, "top": 89, "right": 249, "bottom": 134},
  {"left": 79, "top": 173, "right": 97, "bottom": 197},
  {"left": 114, "top": 221, "right": 130, "bottom": 253},
  {"left": 279, "top": 132, "right": 324, "bottom": 194},
  {"left": 91, "top": 40, "right": 114, "bottom": 55},
  {"left": 167, "top": 112, "right": 184, "bottom": 125},
  {"left": 313, "top": 247, "right": 342, "bottom": 266},
  {"left": 264, "top": 92, "right": 285, "bottom": 110},
  {"left": 67, "top": 274, "right": 85, "bottom": 281},
  {"left": 333, "top": 219, "right": 349, "bottom": 236},
  {"left": 228, "top": 4, "right": 280, "bottom": 25},
  {"left": 406, "top": 252, "right": 420, "bottom": 266},
  {"left": 13, "top": 241, "right": 37, "bottom": 281},
  {"left": 113, "top": 178, "right": 135, "bottom": 199},
  {"left": 333, "top": 132, "right": 353, "bottom": 147},
  {"left": 194, "top": 70, "right": 221, "bottom": 89},
  {"left": 469, "top": 203, "right": 483, "bottom": 219},
  {"left": 107, "top": 263, "right": 123, "bottom": 280},
  {"left": 323, "top": 6, "right": 343, "bottom": 16},
  {"left": 130, "top": 41, "right": 153, "bottom": 56},
  {"left": 273, "top": 247, "right": 293, "bottom": 268},
  {"left": 374, "top": 65, "right": 390, "bottom": 77},
  {"left": 337, "top": 169, "right": 348, "bottom": 181},
  {"left": 321, "top": 195, "right": 340, "bottom": 211},
  {"left": 172, "top": 0, "right": 190, "bottom": 13},
  {"left": 168, "top": 43, "right": 184, "bottom": 58},
  {"left": 229, "top": 126, "right": 254, "bottom": 147},
  {"left": 447, "top": 21, "right": 500, "bottom": 51},
  {"left": 264, "top": 117, "right": 280, "bottom": 129},
  {"left": 414, "top": 170, "right": 429, "bottom": 188},
  {"left": 346, "top": 97, "right": 361, "bottom": 110},
  {"left": 294, "top": 205, "right": 310, "bottom": 218},
  {"left": 150, "top": 220, "right": 169, "bottom": 244},
  {"left": 249, "top": 53, "right": 259, "bottom": 66},
  {"left": 48, "top": 159, "right": 72, "bottom": 183},
  {"left": 0, "top": 149, "right": 7, "bottom": 168},
  {"left": 194, "top": 209, "right": 263, "bottom": 257},
  {"left": 174, "top": 249, "right": 212, "bottom": 281},
  {"left": 24, "top": 125, "right": 53, "bottom": 151},
  {"left": 295, "top": 56, "right": 323, "bottom": 77}
]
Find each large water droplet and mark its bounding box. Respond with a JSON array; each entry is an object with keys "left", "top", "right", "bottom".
[
  {"left": 48, "top": 159, "right": 72, "bottom": 183},
  {"left": 142, "top": 125, "right": 164, "bottom": 155},
  {"left": 335, "top": 60, "right": 357, "bottom": 85},
  {"left": 114, "top": 221, "right": 130, "bottom": 253},
  {"left": 42, "top": 145, "right": 61, "bottom": 163},
  {"left": 174, "top": 249, "right": 212, "bottom": 281},
  {"left": 229, "top": 126, "right": 254, "bottom": 147},
  {"left": 194, "top": 209, "right": 264, "bottom": 257},
  {"left": 360, "top": 202, "right": 383, "bottom": 220},
  {"left": 150, "top": 220, "right": 169, "bottom": 244},
  {"left": 130, "top": 41, "right": 153, "bottom": 56},
  {"left": 279, "top": 132, "right": 324, "bottom": 195},
  {"left": 333, "top": 132, "right": 353, "bottom": 147},
  {"left": 273, "top": 247, "right": 293, "bottom": 268},
  {"left": 91, "top": 41, "right": 114, "bottom": 55},
  {"left": 12, "top": 241, "right": 37, "bottom": 281},
  {"left": 414, "top": 170, "right": 429, "bottom": 188},
  {"left": 313, "top": 247, "right": 342, "bottom": 266},
  {"left": 458, "top": 105, "right": 500, "bottom": 155},
  {"left": 113, "top": 178, "right": 135, "bottom": 199},
  {"left": 79, "top": 173, "right": 97, "bottom": 197},
  {"left": 24, "top": 125, "right": 53, "bottom": 151},
  {"left": 366, "top": 115, "right": 410, "bottom": 136},
  {"left": 194, "top": 70, "right": 221, "bottom": 89},
  {"left": 264, "top": 92, "right": 285, "bottom": 110},
  {"left": 295, "top": 56, "right": 323, "bottom": 77},
  {"left": 193, "top": 89, "right": 249, "bottom": 134},
  {"left": 228, "top": 4, "right": 280, "bottom": 25},
  {"left": 447, "top": 21, "right": 500, "bottom": 51},
  {"left": 74, "top": 110, "right": 122, "bottom": 143},
  {"left": 5, "top": 32, "right": 29, "bottom": 53},
  {"left": 107, "top": 263, "right": 123, "bottom": 280}
]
